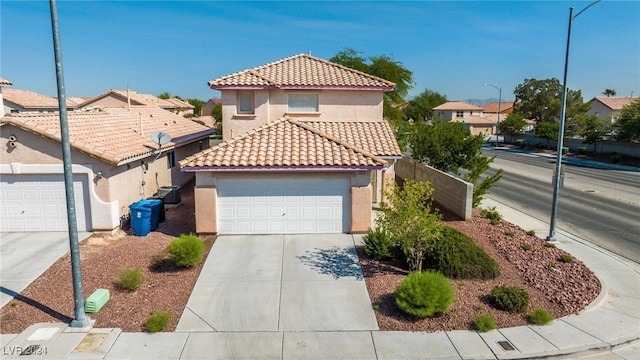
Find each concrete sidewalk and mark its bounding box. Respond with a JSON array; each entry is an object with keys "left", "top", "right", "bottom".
[{"left": 1, "top": 200, "right": 639, "bottom": 359}]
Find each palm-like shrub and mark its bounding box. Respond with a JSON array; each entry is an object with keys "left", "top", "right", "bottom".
[
  {"left": 362, "top": 228, "right": 393, "bottom": 260},
  {"left": 395, "top": 271, "right": 455, "bottom": 318}
]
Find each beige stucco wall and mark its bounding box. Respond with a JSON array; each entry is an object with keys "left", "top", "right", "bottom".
[
  {"left": 395, "top": 157, "right": 472, "bottom": 221},
  {"left": 220, "top": 89, "right": 384, "bottom": 140},
  {"left": 587, "top": 101, "right": 619, "bottom": 122},
  {"left": 194, "top": 185, "right": 217, "bottom": 233}
]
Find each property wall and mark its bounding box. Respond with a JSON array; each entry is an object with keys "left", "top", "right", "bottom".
[
  {"left": 395, "top": 157, "right": 473, "bottom": 221},
  {"left": 514, "top": 134, "right": 640, "bottom": 158}
]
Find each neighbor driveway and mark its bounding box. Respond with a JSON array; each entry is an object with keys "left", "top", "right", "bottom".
[
  {"left": 0, "top": 232, "right": 91, "bottom": 308},
  {"left": 176, "top": 234, "right": 378, "bottom": 332}
]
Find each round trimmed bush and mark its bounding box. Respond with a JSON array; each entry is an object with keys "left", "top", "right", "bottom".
[
  {"left": 529, "top": 308, "right": 554, "bottom": 325},
  {"left": 473, "top": 313, "right": 497, "bottom": 332},
  {"left": 168, "top": 233, "right": 205, "bottom": 268},
  {"left": 145, "top": 310, "right": 171, "bottom": 333},
  {"left": 491, "top": 285, "right": 529, "bottom": 313},
  {"left": 362, "top": 227, "right": 393, "bottom": 260},
  {"left": 424, "top": 226, "right": 499, "bottom": 279},
  {"left": 395, "top": 271, "right": 456, "bottom": 318},
  {"left": 118, "top": 267, "right": 144, "bottom": 291}
]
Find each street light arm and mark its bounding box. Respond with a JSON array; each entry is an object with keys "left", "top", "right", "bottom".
[{"left": 574, "top": 0, "right": 601, "bottom": 19}]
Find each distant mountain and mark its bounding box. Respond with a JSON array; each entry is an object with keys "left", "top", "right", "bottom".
[{"left": 464, "top": 98, "right": 514, "bottom": 106}]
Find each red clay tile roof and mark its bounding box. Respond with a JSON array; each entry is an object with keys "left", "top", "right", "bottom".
[
  {"left": 179, "top": 118, "right": 386, "bottom": 170},
  {"left": 0, "top": 78, "right": 12, "bottom": 86},
  {"left": 2, "top": 106, "right": 212, "bottom": 166},
  {"left": 302, "top": 120, "right": 401, "bottom": 157},
  {"left": 433, "top": 101, "right": 485, "bottom": 111},
  {"left": 164, "top": 97, "right": 195, "bottom": 109},
  {"left": 78, "top": 89, "right": 179, "bottom": 109},
  {"left": 208, "top": 54, "right": 395, "bottom": 91},
  {"left": 3, "top": 89, "right": 79, "bottom": 109},
  {"left": 590, "top": 97, "right": 635, "bottom": 111},
  {"left": 483, "top": 102, "right": 514, "bottom": 113}
]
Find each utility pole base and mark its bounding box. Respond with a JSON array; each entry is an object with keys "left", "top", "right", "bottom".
[{"left": 70, "top": 317, "right": 92, "bottom": 328}]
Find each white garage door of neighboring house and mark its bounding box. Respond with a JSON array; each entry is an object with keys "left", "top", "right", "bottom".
[
  {"left": 0, "top": 174, "right": 91, "bottom": 232},
  {"left": 217, "top": 177, "right": 350, "bottom": 234}
]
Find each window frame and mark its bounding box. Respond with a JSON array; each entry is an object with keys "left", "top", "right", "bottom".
[
  {"left": 237, "top": 91, "right": 255, "bottom": 114},
  {"left": 287, "top": 93, "right": 319, "bottom": 113},
  {"left": 167, "top": 151, "right": 176, "bottom": 169}
]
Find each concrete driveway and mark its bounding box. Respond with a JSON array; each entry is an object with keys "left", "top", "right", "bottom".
[
  {"left": 0, "top": 232, "right": 91, "bottom": 308},
  {"left": 176, "top": 234, "right": 378, "bottom": 332}
]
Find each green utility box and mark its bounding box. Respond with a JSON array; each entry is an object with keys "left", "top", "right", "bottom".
[{"left": 85, "top": 289, "right": 110, "bottom": 313}]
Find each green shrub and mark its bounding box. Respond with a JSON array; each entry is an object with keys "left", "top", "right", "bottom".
[
  {"left": 610, "top": 152, "right": 621, "bottom": 163},
  {"left": 395, "top": 271, "right": 456, "bottom": 318},
  {"left": 145, "top": 311, "right": 171, "bottom": 333},
  {"left": 474, "top": 313, "right": 497, "bottom": 332},
  {"left": 515, "top": 139, "right": 527, "bottom": 148},
  {"left": 562, "top": 147, "right": 569, "bottom": 154},
  {"left": 504, "top": 230, "right": 514, "bottom": 237},
  {"left": 118, "top": 268, "right": 144, "bottom": 291},
  {"left": 535, "top": 142, "right": 544, "bottom": 149},
  {"left": 491, "top": 285, "right": 529, "bottom": 313},
  {"left": 529, "top": 308, "right": 554, "bottom": 325},
  {"left": 526, "top": 230, "right": 536, "bottom": 236},
  {"left": 558, "top": 254, "right": 573, "bottom": 263},
  {"left": 481, "top": 207, "right": 502, "bottom": 225},
  {"left": 520, "top": 243, "right": 532, "bottom": 251},
  {"left": 544, "top": 242, "right": 556, "bottom": 248},
  {"left": 362, "top": 228, "right": 393, "bottom": 260},
  {"left": 425, "top": 226, "right": 499, "bottom": 279},
  {"left": 168, "top": 233, "right": 205, "bottom": 268},
  {"left": 548, "top": 261, "right": 557, "bottom": 268},
  {"left": 577, "top": 146, "right": 587, "bottom": 155}
]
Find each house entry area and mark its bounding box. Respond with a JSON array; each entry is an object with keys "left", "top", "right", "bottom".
[{"left": 216, "top": 177, "right": 351, "bottom": 234}]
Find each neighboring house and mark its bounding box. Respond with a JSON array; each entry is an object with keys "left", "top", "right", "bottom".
[
  {"left": 587, "top": 97, "right": 635, "bottom": 123},
  {"left": 433, "top": 101, "right": 496, "bottom": 136},
  {"left": 201, "top": 98, "right": 222, "bottom": 118},
  {"left": 78, "top": 89, "right": 195, "bottom": 116},
  {"left": 0, "top": 78, "right": 12, "bottom": 117},
  {"left": 180, "top": 53, "right": 402, "bottom": 235},
  {"left": 483, "top": 101, "right": 514, "bottom": 115},
  {"left": 0, "top": 106, "right": 212, "bottom": 233},
  {"left": 3, "top": 88, "right": 80, "bottom": 113}
]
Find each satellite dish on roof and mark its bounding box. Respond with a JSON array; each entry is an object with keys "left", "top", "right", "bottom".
[{"left": 150, "top": 131, "right": 171, "bottom": 146}]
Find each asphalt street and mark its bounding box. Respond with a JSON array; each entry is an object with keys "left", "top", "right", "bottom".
[{"left": 482, "top": 147, "right": 640, "bottom": 263}]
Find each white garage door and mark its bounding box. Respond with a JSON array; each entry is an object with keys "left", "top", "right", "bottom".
[
  {"left": 0, "top": 174, "right": 91, "bottom": 232},
  {"left": 217, "top": 177, "right": 350, "bottom": 234}
]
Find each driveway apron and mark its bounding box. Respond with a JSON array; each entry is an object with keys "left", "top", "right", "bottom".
[{"left": 175, "top": 234, "right": 378, "bottom": 332}]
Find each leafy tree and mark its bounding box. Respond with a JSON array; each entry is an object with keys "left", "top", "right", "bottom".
[
  {"left": 616, "top": 98, "right": 640, "bottom": 142},
  {"left": 513, "top": 78, "right": 588, "bottom": 125},
  {"left": 564, "top": 89, "right": 591, "bottom": 136},
  {"left": 602, "top": 89, "right": 617, "bottom": 97},
  {"left": 409, "top": 121, "right": 502, "bottom": 207},
  {"left": 499, "top": 113, "right": 527, "bottom": 143},
  {"left": 330, "top": 48, "right": 414, "bottom": 127},
  {"left": 187, "top": 98, "right": 205, "bottom": 116},
  {"left": 534, "top": 121, "right": 559, "bottom": 149},
  {"left": 210, "top": 102, "right": 222, "bottom": 122},
  {"left": 158, "top": 92, "right": 171, "bottom": 99},
  {"left": 377, "top": 180, "right": 442, "bottom": 271},
  {"left": 577, "top": 114, "right": 612, "bottom": 153},
  {"left": 405, "top": 89, "right": 447, "bottom": 121}
]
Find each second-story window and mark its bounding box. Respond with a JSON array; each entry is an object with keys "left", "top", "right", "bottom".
[
  {"left": 237, "top": 91, "right": 254, "bottom": 114},
  {"left": 456, "top": 111, "right": 464, "bottom": 118},
  {"left": 288, "top": 94, "right": 318, "bottom": 113}
]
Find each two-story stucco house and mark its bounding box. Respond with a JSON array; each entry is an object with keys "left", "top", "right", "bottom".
[
  {"left": 587, "top": 97, "right": 635, "bottom": 123},
  {"left": 432, "top": 101, "right": 498, "bottom": 136},
  {"left": 179, "top": 54, "right": 402, "bottom": 235}
]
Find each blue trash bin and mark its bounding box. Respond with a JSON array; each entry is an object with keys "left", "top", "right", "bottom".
[
  {"left": 129, "top": 201, "right": 152, "bottom": 236},
  {"left": 143, "top": 199, "right": 163, "bottom": 231}
]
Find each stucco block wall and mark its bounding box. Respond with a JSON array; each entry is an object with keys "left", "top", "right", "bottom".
[
  {"left": 395, "top": 157, "right": 472, "bottom": 221},
  {"left": 350, "top": 183, "right": 372, "bottom": 233},
  {"left": 194, "top": 185, "right": 217, "bottom": 234}
]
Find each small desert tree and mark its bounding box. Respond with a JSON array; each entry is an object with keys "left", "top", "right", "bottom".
[
  {"left": 499, "top": 113, "right": 527, "bottom": 143},
  {"left": 577, "top": 114, "right": 612, "bottom": 154},
  {"left": 534, "top": 121, "right": 559, "bottom": 149},
  {"left": 377, "top": 180, "right": 442, "bottom": 271}
]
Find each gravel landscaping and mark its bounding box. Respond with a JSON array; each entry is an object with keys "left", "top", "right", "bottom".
[{"left": 0, "top": 179, "right": 601, "bottom": 334}]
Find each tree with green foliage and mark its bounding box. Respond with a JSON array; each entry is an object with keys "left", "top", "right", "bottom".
[
  {"left": 616, "top": 99, "right": 640, "bottom": 142},
  {"left": 330, "top": 48, "right": 414, "bottom": 127},
  {"left": 499, "top": 113, "right": 527, "bottom": 143},
  {"left": 186, "top": 98, "right": 205, "bottom": 117},
  {"left": 377, "top": 180, "right": 442, "bottom": 271},
  {"left": 409, "top": 121, "right": 503, "bottom": 207},
  {"left": 577, "top": 114, "right": 612, "bottom": 153},
  {"left": 405, "top": 89, "right": 447, "bottom": 121},
  {"left": 564, "top": 89, "right": 591, "bottom": 136},
  {"left": 513, "top": 78, "right": 588, "bottom": 126},
  {"left": 534, "top": 121, "right": 559, "bottom": 149},
  {"left": 602, "top": 89, "right": 616, "bottom": 97},
  {"left": 158, "top": 92, "right": 171, "bottom": 99}
]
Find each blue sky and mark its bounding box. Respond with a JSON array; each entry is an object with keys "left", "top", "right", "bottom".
[{"left": 1, "top": 1, "right": 638, "bottom": 104}]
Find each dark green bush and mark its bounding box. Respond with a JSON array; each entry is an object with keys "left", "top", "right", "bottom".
[
  {"left": 504, "top": 230, "right": 514, "bottom": 237},
  {"left": 529, "top": 308, "right": 554, "bottom": 325},
  {"left": 362, "top": 228, "right": 393, "bottom": 260},
  {"left": 118, "top": 267, "right": 144, "bottom": 291},
  {"left": 610, "top": 152, "right": 621, "bottom": 163},
  {"left": 395, "top": 271, "right": 455, "bottom": 318},
  {"left": 424, "top": 226, "right": 499, "bottom": 279},
  {"left": 562, "top": 147, "right": 569, "bottom": 154},
  {"left": 521, "top": 243, "right": 532, "bottom": 251},
  {"left": 491, "top": 285, "right": 529, "bottom": 313},
  {"left": 515, "top": 139, "right": 527, "bottom": 148},
  {"left": 474, "top": 313, "right": 497, "bottom": 332},
  {"left": 168, "top": 233, "right": 205, "bottom": 268},
  {"left": 481, "top": 207, "right": 502, "bottom": 225},
  {"left": 535, "top": 142, "right": 544, "bottom": 149},
  {"left": 526, "top": 230, "right": 536, "bottom": 237},
  {"left": 577, "top": 146, "right": 587, "bottom": 155},
  {"left": 145, "top": 311, "right": 171, "bottom": 332},
  {"left": 558, "top": 254, "right": 573, "bottom": 263},
  {"left": 544, "top": 242, "right": 556, "bottom": 248}
]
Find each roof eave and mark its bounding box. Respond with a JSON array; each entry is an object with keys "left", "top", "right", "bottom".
[{"left": 181, "top": 165, "right": 384, "bottom": 172}]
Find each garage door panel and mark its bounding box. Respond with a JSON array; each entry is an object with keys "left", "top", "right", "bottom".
[{"left": 217, "top": 177, "right": 350, "bottom": 234}]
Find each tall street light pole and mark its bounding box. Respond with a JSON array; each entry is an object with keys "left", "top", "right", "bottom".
[
  {"left": 484, "top": 83, "right": 502, "bottom": 146},
  {"left": 547, "top": 0, "right": 601, "bottom": 242}
]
